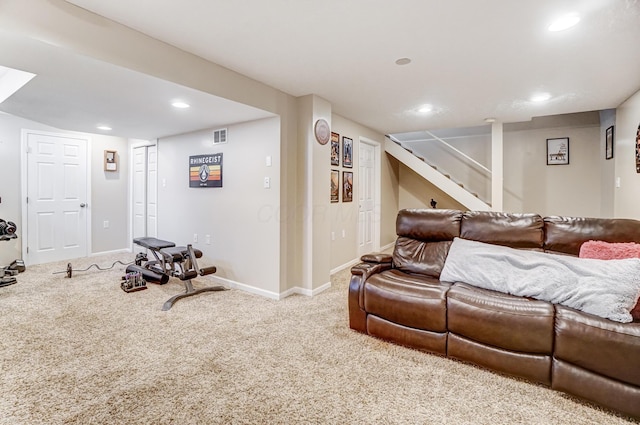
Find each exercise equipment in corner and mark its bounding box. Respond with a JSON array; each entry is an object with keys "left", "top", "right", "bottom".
[
  {"left": 132, "top": 237, "right": 227, "bottom": 310},
  {"left": 1, "top": 218, "right": 24, "bottom": 288}
]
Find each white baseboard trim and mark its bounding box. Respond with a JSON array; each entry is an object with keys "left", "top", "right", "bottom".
[
  {"left": 208, "top": 275, "right": 282, "bottom": 300},
  {"left": 289, "top": 281, "right": 332, "bottom": 297},
  {"left": 209, "top": 274, "right": 332, "bottom": 301},
  {"left": 90, "top": 248, "right": 131, "bottom": 257}
]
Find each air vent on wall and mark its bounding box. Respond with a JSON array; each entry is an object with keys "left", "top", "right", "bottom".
[{"left": 213, "top": 128, "right": 227, "bottom": 145}]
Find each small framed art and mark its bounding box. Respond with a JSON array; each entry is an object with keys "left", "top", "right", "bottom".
[
  {"left": 546, "top": 137, "right": 569, "bottom": 165},
  {"left": 331, "top": 132, "right": 340, "bottom": 166},
  {"left": 104, "top": 150, "right": 117, "bottom": 171},
  {"left": 605, "top": 125, "right": 614, "bottom": 160},
  {"left": 331, "top": 170, "right": 339, "bottom": 203},
  {"left": 342, "top": 171, "right": 353, "bottom": 202},
  {"left": 342, "top": 137, "right": 353, "bottom": 168}
]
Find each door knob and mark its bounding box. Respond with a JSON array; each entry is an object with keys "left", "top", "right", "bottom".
[{"left": 80, "top": 203, "right": 86, "bottom": 208}]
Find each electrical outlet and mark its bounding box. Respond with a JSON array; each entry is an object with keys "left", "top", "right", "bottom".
[
  {"left": 342, "top": 229, "right": 346, "bottom": 238},
  {"left": 103, "top": 220, "right": 109, "bottom": 229},
  {"left": 206, "top": 234, "right": 211, "bottom": 245},
  {"left": 264, "top": 177, "right": 270, "bottom": 188},
  {"left": 193, "top": 233, "right": 198, "bottom": 243}
]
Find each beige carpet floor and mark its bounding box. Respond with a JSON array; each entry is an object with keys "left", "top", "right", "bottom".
[{"left": 0, "top": 253, "right": 637, "bottom": 424}]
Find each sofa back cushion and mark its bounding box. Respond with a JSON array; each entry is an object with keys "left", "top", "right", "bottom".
[
  {"left": 460, "top": 211, "right": 544, "bottom": 249},
  {"left": 393, "top": 209, "right": 463, "bottom": 278},
  {"left": 544, "top": 216, "right": 640, "bottom": 255},
  {"left": 396, "top": 209, "right": 463, "bottom": 241}
]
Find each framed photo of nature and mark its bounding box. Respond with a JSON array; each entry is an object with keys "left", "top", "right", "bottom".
[{"left": 546, "top": 137, "right": 569, "bottom": 165}]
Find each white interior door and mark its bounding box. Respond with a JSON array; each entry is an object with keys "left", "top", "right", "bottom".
[
  {"left": 132, "top": 146, "right": 147, "bottom": 247},
  {"left": 358, "top": 140, "right": 377, "bottom": 256},
  {"left": 25, "top": 131, "right": 89, "bottom": 265},
  {"left": 146, "top": 145, "right": 158, "bottom": 238},
  {"left": 131, "top": 144, "right": 157, "bottom": 252}
]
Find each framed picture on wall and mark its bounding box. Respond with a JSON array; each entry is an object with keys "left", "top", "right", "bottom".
[
  {"left": 605, "top": 125, "right": 614, "bottom": 160},
  {"left": 546, "top": 137, "right": 569, "bottom": 165},
  {"left": 342, "top": 137, "right": 353, "bottom": 168},
  {"left": 330, "top": 170, "right": 339, "bottom": 202},
  {"left": 636, "top": 123, "right": 640, "bottom": 173},
  {"left": 104, "top": 150, "right": 117, "bottom": 171},
  {"left": 331, "top": 132, "right": 340, "bottom": 166},
  {"left": 342, "top": 171, "right": 353, "bottom": 202}
]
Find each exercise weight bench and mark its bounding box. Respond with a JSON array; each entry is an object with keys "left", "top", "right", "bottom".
[{"left": 131, "top": 237, "right": 227, "bottom": 310}]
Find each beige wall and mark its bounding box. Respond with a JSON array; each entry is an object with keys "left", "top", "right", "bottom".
[
  {"left": 599, "top": 109, "right": 616, "bottom": 217},
  {"left": 398, "top": 164, "right": 466, "bottom": 212},
  {"left": 157, "top": 117, "right": 282, "bottom": 296},
  {"left": 398, "top": 114, "right": 607, "bottom": 218},
  {"left": 1, "top": 0, "right": 302, "bottom": 295},
  {"left": 5, "top": 0, "right": 639, "bottom": 294},
  {"left": 381, "top": 153, "right": 400, "bottom": 248},
  {"left": 0, "top": 114, "right": 36, "bottom": 265},
  {"left": 614, "top": 88, "right": 640, "bottom": 219},
  {"left": 503, "top": 123, "right": 601, "bottom": 216},
  {"left": 90, "top": 134, "right": 130, "bottom": 254},
  {"left": 0, "top": 113, "right": 129, "bottom": 265},
  {"left": 329, "top": 114, "right": 390, "bottom": 270}
]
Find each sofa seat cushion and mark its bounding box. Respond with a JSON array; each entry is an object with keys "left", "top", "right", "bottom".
[
  {"left": 555, "top": 305, "right": 640, "bottom": 387},
  {"left": 363, "top": 269, "right": 450, "bottom": 332},
  {"left": 447, "top": 283, "right": 555, "bottom": 354}
]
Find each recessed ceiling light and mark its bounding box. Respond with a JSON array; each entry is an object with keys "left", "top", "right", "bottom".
[
  {"left": 418, "top": 104, "right": 433, "bottom": 113},
  {"left": 530, "top": 93, "right": 551, "bottom": 103},
  {"left": 172, "top": 101, "right": 190, "bottom": 108},
  {"left": 548, "top": 14, "right": 580, "bottom": 32},
  {"left": 395, "top": 58, "right": 412, "bottom": 66},
  {"left": 97, "top": 125, "right": 112, "bottom": 131}
]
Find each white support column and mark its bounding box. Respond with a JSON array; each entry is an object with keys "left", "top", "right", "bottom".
[{"left": 491, "top": 122, "right": 504, "bottom": 211}]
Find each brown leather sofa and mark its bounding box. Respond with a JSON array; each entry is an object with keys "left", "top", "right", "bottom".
[{"left": 349, "top": 209, "right": 640, "bottom": 419}]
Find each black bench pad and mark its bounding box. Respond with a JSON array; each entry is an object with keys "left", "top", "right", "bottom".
[{"left": 133, "top": 237, "right": 176, "bottom": 250}]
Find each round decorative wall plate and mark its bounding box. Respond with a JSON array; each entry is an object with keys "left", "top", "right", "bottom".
[{"left": 314, "top": 118, "right": 330, "bottom": 145}]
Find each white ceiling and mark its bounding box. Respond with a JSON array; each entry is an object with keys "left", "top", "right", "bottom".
[
  {"left": 2, "top": 0, "right": 640, "bottom": 139},
  {"left": 0, "top": 30, "right": 274, "bottom": 140}
]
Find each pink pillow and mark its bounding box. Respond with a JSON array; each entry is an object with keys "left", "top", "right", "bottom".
[
  {"left": 580, "top": 240, "right": 640, "bottom": 321},
  {"left": 579, "top": 240, "right": 640, "bottom": 260}
]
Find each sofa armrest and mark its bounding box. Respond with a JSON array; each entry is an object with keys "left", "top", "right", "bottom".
[
  {"left": 360, "top": 252, "right": 393, "bottom": 264},
  {"left": 349, "top": 261, "right": 392, "bottom": 333}
]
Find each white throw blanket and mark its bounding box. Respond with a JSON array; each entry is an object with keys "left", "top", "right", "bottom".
[{"left": 440, "top": 237, "right": 640, "bottom": 323}]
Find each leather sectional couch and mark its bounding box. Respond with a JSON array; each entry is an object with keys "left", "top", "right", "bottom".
[{"left": 348, "top": 209, "right": 640, "bottom": 419}]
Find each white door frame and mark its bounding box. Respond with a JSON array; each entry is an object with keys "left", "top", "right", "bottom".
[
  {"left": 20, "top": 129, "right": 92, "bottom": 265},
  {"left": 358, "top": 136, "right": 381, "bottom": 255}
]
